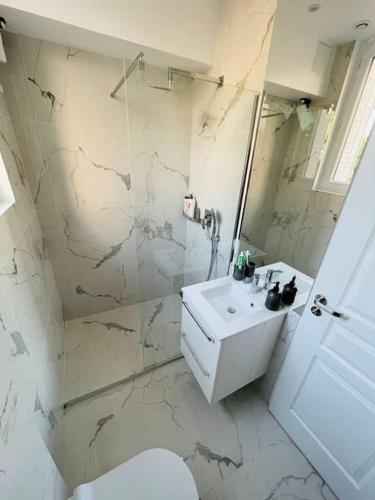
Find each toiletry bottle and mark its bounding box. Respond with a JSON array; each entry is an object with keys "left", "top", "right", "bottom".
[
  {"left": 184, "top": 194, "right": 193, "bottom": 216},
  {"left": 187, "top": 197, "right": 196, "bottom": 219},
  {"left": 281, "top": 275, "right": 298, "bottom": 305},
  {"left": 265, "top": 281, "right": 281, "bottom": 311}
]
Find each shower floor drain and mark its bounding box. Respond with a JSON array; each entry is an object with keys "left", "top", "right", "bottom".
[{"left": 227, "top": 306, "right": 236, "bottom": 314}]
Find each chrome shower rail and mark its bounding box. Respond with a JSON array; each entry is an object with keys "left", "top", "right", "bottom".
[
  {"left": 110, "top": 51, "right": 224, "bottom": 96},
  {"left": 149, "top": 66, "right": 224, "bottom": 91},
  {"left": 110, "top": 51, "right": 145, "bottom": 98}
]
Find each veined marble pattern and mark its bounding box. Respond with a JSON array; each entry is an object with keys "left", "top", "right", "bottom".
[
  {"left": 214, "top": 0, "right": 276, "bottom": 91},
  {"left": 63, "top": 294, "right": 182, "bottom": 402},
  {"left": 1, "top": 27, "right": 262, "bottom": 321},
  {"left": 64, "top": 303, "right": 143, "bottom": 402},
  {"left": 140, "top": 294, "right": 182, "bottom": 368},
  {"left": 63, "top": 358, "right": 336, "bottom": 500},
  {"left": 0, "top": 88, "right": 67, "bottom": 497},
  {"left": 186, "top": 80, "right": 257, "bottom": 283},
  {"left": 256, "top": 310, "right": 301, "bottom": 403}
]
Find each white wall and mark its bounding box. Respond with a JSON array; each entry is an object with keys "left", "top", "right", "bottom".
[
  {"left": 0, "top": 0, "right": 219, "bottom": 70},
  {"left": 266, "top": 7, "right": 334, "bottom": 97}
]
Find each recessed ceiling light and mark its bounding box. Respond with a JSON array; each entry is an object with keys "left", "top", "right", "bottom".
[
  {"left": 307, "top": 3, "right": 322, "bottom": 13},
  {"left": 353, "top": 20, "right": 370, "bottom": 31}
]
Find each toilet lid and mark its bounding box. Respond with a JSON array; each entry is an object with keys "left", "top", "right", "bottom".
[{"left": 72, "top": 448, "right": 199, "bottom": 500}]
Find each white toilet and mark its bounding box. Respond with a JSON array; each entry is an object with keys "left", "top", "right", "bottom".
[{"left": 69, "top": 448, "right": 199, "bottom": 499}]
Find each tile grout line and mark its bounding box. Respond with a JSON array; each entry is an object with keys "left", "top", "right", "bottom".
[{"left": 63, "top": 353, "right": 184, "bottom": 410}]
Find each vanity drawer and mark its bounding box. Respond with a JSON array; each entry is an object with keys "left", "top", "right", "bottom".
[
  {"left": 181, "top": 302, "right": 220, "bottom": 371},
  {"left": 181, "top": 334, "right": 214, "bottom": 402}
]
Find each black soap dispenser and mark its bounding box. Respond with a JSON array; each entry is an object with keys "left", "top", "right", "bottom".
[
  {"left": 281, "top": 275, "right": 298, "bottom": 306},
  {"left": 265, "top": 281, "right": 281, "bottom": 311}
]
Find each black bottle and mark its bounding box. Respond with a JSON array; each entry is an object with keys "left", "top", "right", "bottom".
[
  {"left": 281, "top": 275, "right": 298, "bottom": 306},
  {"left": 265, "top": 282, "right": 281, "bottom": 311}
]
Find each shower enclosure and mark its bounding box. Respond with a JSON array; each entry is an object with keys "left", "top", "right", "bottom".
[{"left": 0, "top": 31, "right": 258, "bottom": 402}]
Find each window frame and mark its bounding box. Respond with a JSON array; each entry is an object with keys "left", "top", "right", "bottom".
[{"left": 313, "top": 38, "right": 375, "bottom": 196}]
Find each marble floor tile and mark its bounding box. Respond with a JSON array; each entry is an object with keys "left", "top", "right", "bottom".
[
  {"left": 63, "top": 304, "right": 143, "bottom": 402},
  {"left": 63, "top": 294, "right": 183, "bottom": 402},
  {"left": 63, "top": 358, "right": 336, "bottom": 500}
]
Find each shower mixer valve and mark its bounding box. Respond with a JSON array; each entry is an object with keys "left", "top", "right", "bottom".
[{"left": 201, "top": 209, "right": 214, "bottom": 230}]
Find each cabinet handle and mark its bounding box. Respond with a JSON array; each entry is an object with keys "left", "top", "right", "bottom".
[
  {"left": 182, "top": 301, "right": 214, "bottom": 343},
  {"left": 181, "top": 332, "right": 210, "bottom": 377}
]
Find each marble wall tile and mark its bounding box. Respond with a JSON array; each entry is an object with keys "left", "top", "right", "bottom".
[
  {"left": 74, "top": 262, "right": 140, "bottom": 317},
  {"left": 213, "top": 0, "right": 276, "bottom": 91},
  {"left": 40, "top": 123, "right": 132, "bottom": 209},
  {"left": 18, "top": 34, "right": 127, "bottom": 128},
  {"left": 137, "top": 260, "right": 178, "bottom": 302},
  {"left": 126, "top": 64, "right": 193, "bottom": 135},
  {"left": 7, "top": 120, "right": 56, "bottom": 210},
  {"left": 130, "top": 132, "right": 190, "bottom": 206},
  {"left": 0, "top": 88, "right": 67, "bottom": 496},
  {"left": 38, "top": 214, "right": 83, "bottom": 319},
  {"left": 59, "top": 207, "right": 136, "bottom": 272}
]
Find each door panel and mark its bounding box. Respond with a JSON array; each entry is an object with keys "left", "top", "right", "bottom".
[
  {"left": 270, "top": 129, "right": 375, "bottom": 500},
  {"left": 344, "top": 230, "right": 375, "bottom": 323},
  {"left": 292, "top": 359, "right": 375, "bottom": 482}
]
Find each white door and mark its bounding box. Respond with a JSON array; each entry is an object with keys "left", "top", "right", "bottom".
[{"left": 270, "top": 128, "right": 375, "bottom": 500}]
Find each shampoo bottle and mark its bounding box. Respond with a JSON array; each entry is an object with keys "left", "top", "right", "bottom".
[
  {"left": 265, "top": 282, "right": 281, "bottom": 311},
  {"left": 281, "top": 275, "right": 298, "bottom": 305}
]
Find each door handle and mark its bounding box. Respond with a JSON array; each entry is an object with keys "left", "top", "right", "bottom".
[{"left": 311, "top": 294, "right": 343, "bottom": 318}]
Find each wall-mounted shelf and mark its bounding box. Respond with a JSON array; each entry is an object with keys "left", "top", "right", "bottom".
[{"left": 182, "top": 212, "right": 201, "bottom": 224}]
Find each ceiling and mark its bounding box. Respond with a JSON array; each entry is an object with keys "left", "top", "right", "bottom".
[
  {"left": 266, "top": 0, "right": 375, "bottom": 100},
  {"left": 273, "top": 0, "right": 375, "bottom": 47}
]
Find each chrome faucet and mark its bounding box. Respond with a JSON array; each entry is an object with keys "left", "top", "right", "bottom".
[
  {"left": 250, "top": 273, "right": 260, "bottom": 294},
  {"left": 264, "top": 269, "right": 283, "bottom": 289}
]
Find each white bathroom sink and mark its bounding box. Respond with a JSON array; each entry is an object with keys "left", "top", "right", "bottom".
[
  {"left": 182, "top": 262, "right": 313, "bottom": 340},
  {"left": 201, "top": 282, "right": 264, "bottom": 321}
]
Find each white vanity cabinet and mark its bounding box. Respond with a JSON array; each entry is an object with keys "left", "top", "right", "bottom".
[
  {"left": 181, "top": 298, "right": 285, "bottom": 403},
  {"left": 180, "top": 262, "right": 313, "bottom": 404}
]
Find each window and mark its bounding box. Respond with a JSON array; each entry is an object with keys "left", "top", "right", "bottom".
[
  {"left": 331, "top": 59, "right": 375, "bottom": 185},
  {"left": 313, "top": 53, "right": 375, "bottom": 196},
  {"left": 0, "top": 151, "right": 15, "bottom": 216}
]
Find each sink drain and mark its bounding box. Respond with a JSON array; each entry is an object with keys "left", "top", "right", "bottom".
[{"left": 227, "top": 306, "right": 236, "bottom": 314}]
